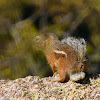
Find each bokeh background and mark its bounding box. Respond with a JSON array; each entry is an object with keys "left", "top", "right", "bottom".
[{"left": 0, "top": 0, "right": 100, "bottom": 80}]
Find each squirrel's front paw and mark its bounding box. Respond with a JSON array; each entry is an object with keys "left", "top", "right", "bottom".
[
  {"left": 52, "top": 74, "right": 65, "bottom": 82},
  {"left": 53, "top": 72, "right": 58, "bottom": 77},
  {"left": 52, "top": 73, "right": 60, "bottom": 82}
]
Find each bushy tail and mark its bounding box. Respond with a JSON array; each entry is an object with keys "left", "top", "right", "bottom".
[{"left": 61, "top": 37, "right": 86, "bottom": 60}]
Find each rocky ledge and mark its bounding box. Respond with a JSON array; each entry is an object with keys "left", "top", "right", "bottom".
[{"left": 0, "top": 75, "right": 100, "bottom": 100}]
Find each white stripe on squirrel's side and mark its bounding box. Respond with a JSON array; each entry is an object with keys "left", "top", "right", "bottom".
[{"left": 53, "top": 50, "right": 67, "bottom": 57}]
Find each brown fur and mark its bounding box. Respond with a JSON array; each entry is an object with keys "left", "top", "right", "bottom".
[{"left": 34, "top": 33, "right": 89, "bottom": 82}]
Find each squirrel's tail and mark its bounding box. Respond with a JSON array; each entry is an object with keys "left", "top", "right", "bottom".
[{"left": 61, "top": 37, "right": 86, "bottom": 60}]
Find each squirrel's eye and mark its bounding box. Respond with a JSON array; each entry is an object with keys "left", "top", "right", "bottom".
[{"left": 35, "top": 36, "right": 40, "bottom": 42}]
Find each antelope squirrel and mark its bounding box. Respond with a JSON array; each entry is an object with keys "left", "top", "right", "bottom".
[{"left": 34, "top": 33, "right": 89, "bottom": 82}]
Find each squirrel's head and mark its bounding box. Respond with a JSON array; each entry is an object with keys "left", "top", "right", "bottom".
[{"left": 34, "top": 33, "right": 58, "bottom": 47}]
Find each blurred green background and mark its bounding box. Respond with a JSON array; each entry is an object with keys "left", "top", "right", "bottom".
[{"left": 0, "top": 0, "right": 100, "bottom": 79}]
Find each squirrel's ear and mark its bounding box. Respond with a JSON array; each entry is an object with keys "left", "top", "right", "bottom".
[{"left": 53, "top": 50, "right": 67, "bottom": 57}]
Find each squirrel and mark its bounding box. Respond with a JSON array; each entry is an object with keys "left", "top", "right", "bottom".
[{"left": 34, "top": 33, "right": 89, "bottom": 82}]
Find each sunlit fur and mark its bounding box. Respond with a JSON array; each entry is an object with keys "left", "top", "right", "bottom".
[{"left": 35, "top": 33, "right": 89, "bottom": 82}]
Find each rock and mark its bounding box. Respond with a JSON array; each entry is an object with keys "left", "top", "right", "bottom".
[{"left": 0, "top": 76, "right": 100, "bottom": 100}]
